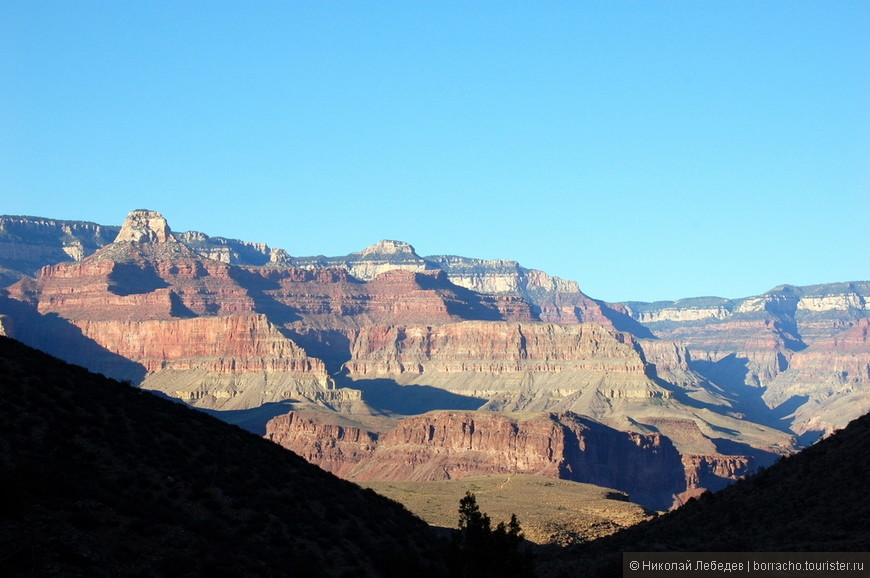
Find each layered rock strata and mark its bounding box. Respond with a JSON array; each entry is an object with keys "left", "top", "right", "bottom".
[
  {"left": 3, "top": 210, "right": 337, "bottom": 410},
  {"left": 622, "top": 283, "right": 870, "bottom": 434},
  {"left": 0, "top": 209, "right": 846, "bottom": 454},
  {"left": 267, "top": 410, "right": 688, "bottom": 510},
  {"left": 764, "top": 318, "right": 870, "bottom": 435},
  {"left": 0, "top": 215, "right": 119, "bottom": 286}
]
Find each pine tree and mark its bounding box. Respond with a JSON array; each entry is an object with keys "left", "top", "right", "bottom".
[{"left": 450, "top": 492, "right": 536, "bottom": 577}]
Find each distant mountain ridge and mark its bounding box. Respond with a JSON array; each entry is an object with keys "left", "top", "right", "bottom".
[{"left": 1, "top": 209, "right": 867, "bottom": 510}]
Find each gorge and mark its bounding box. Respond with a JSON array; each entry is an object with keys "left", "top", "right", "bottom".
[{"left": 1, "top": 209, "right": 867, "bottom": 511}]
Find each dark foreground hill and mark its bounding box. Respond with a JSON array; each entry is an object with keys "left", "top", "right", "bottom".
[
  {"left": 0, "top": 336, "right": 446, "bottom": 577},
  {"left": 542, "top": 410, "right": 870, "bottom": 577}
]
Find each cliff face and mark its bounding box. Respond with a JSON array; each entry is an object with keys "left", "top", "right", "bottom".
[
  {"left": 71, "top": 314, "right": 345, "bottom": 410},
  {"left": 0, "top": 215, "right": 120, "bottom": 286},
  {"left": 344, "top": 321, "right": 669, "bottom": 411},
  {"left": 0, "top": 212, "right": 797, "bottom": 462},
  {"left": 763, "top": 318, "right": 870, "bottom": 436},
  {"left": 0, "top": 211, "right": 547, "bottom": 411},
  {"left": 621, "top": 283, "right": 870, "bottom": 435},
  {"left": 1, "top": 208, "right": 823, "bottom": 508},
  {"left": 347, "top": 321, "right": 648, "bottom": 377},
  {"left": 5, "top": 210, "right": 858, "bottom": 457},
  {"left": 291, "top": 240, "right": 621, "bottom": 326},
  {"left": 267, "top": 410, "right": 687, "bottom": 510},
  {"left": 0, "top": 213, "right": 288, "bottom": 280},
  {"left": 265, "top": 411, "right": 378, "bottom": 478},
  {"left": 2, "top": 211, "right": 335, "bottom": 410}
]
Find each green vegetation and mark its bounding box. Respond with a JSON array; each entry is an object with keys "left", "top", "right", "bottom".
[{"left": 447, "top": 492, "right": 536, "bottom": 578}]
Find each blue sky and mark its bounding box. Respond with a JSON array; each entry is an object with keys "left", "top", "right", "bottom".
[{"left": 3, "top": 2, "right": 868, "bottom": 302}]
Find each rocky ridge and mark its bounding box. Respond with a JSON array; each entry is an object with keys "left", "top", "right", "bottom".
[
  {"left": 0, "top": 215, "right": 119, "bottom": 286},
  {"left": 267, "top": 410, "right": 692, "bottom": 511},
  {"left": 621, "top": 283, "right": 870, "bottom": 435},
  {"left": 0, "top": 209, "right": 864, "bottom": 503},
  {"left": 0, "top": 336, "right": 447, "bottom": 577},
  {"left": 555, "top": 411, "right": 870, "bottom": 577}
]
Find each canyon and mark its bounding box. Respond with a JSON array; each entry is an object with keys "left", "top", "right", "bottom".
[
  {"left": 265, "top": 409, "right": 733, "bottom": 511},
  {"left": 1, "top": 209, "right": 867, "bottom": 511}
]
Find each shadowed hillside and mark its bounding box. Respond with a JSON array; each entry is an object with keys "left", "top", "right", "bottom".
[
  {"left": 542, "top": 410, "right": 870, "bottom": 577},
  {"left": 0, "top": 336, "right": 445, "bottom": 577}
]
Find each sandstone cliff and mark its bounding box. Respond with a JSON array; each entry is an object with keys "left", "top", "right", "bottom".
[
  {"left": 290, "top": 239, "right": 621, "bottom": 326},
  {"left": 346, "top": 321, "right": 654, "bottom": 391},
  {"left": 2, "top": 210, "right": 338, "bottom": 411},
  {"left": 267, "top": 409, "right": 689, "bottom": 510},
  {"left": 763, "top": 318, "right": 870, "bottom": 436},
  {"left": 0, "top": 209, "right": 845, "bottom": 459},
  {"left": 621, "top": 283, "right": 870, "bottom": 434},
  {"left": 341, "top": 319, "right": 795, "bottom": 462},
  {"left": 0, "top": 215, "right": 119, "bottom": 286},
  {"left": 266, "top": 411, "right": 378, "bottom": 478}
]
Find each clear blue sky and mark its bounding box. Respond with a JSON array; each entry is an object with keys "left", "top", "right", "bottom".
[{"left": 3, "top": 2, "right": 868, "bottom": 302}]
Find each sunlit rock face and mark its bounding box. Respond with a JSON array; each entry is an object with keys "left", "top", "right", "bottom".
[
  {"left": 267, "top": 409, "right": 688, "bottom": 510},
  {"left": 4, "top": 208, "right": 865, "bottom": 503},
  {"left": 114, "top": 209, "right": 173, "bottom": 243}
]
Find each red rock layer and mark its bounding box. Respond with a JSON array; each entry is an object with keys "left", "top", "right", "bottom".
[
  {"left": 244, "top": 268, "right": 535, "bottom": 329},
  {"left": 268, "top": 410, "right": 688, "bottom": 510},
  {"left": 10, "top": 254, "right": 256, "bottom": 321},
  {"left": 773, "top": 318, "right": 870, "bottom": 386},
  {"left": 764, "top": 319, "right": 870, "bottom": 435},
  {"left": 74, "top": 314, "right": 324, "bottom": 375},
  {"left": 266, "top": 412, "right": 377, "bottom": 478},
  {"left": 664, "top": 319, "right": 796, "bottom": 387},
  {"left": 681, "top": 454, "right": 753, "bottom": 492},
  {"left": 346, "top": 321, "right": 648, "bottom": 377}
]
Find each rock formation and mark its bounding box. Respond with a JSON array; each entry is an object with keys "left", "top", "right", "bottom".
[
  {"left": 4, "top": 207, "right": 866, "bottom": 508},
  {"left": 344, "top": 320, "right": 667, "bottom": 412},
  {"left": 267, "top": 409, "right": 688, "bottom": 510},
  {"left": 763, "top": 318, "right": 870, "bottom": 436},
  {"left": 3, "top": 210, "right": 341, "bottom": 410},
  {"left": 621, "top": 283, "right": 870, "bottom": 436},
  {"left": 0, "top": 215, "right": 119, "bottom": 286}
]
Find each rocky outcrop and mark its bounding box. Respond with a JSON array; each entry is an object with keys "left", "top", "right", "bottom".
[
  {"left": 176, "top": 230, "right": 291, "bottom": 266},
  {"left": 347, "top": 321, "right": 648, "bottom": 377},
  {"left": 763, "top": 318, "right": 870, "bottom": 436},
  {"left": 0, "top": 212, "right": 289, "bottom": 282},
  {"left": 9, "top": 255, "right": 258, "bottom": 321},
  {"left": 0, "top": 215, "right": 119, "bottom": 285},
  {"left": 680, "top": 454, "right": 753, "bottom": 491},
  {"left": 114, "top": 209, "right": 173, "bottom": 243},
  {"left": 290, "top": 240, "right": 619, "bottom": 326},
  {"left": 621, "top": 283, "right": 870, "bottom": 434},
  {"left": 73, "top": 314, "right": 322, "bottom": 372},
  {"left": 621, "top": 287, "right": 813, "bottom": 390},
  {"left": 345, "top": 321, "right": 670, "bottom": 410},
  {"left": 266, "top": 412, "right": 377, "bottom": 478},
  {"left": 622, "top": 283, "right": 870, "bottom": 327},
  {"left": 1, "top": 211, "right": 339, "bottom": 410},
  {"left": 0, "top": 210, "right": 831, "bottom": 464},
  {"left": 267, "top": 410, "right": 687, "bottom": 510}
]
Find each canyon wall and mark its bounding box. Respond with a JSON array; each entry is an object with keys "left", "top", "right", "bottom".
[
  {"left": 764, "top": 318, "right": 870, "bottom": 435},
  {"left": 2, "top": 208, "right": 862, "bottom": 453},
  {"left": 266, "top": 409, "right": 762, "bottom": 511},
  {"left": 621, "top": 283, "right": 870, "bottom": 435}
]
